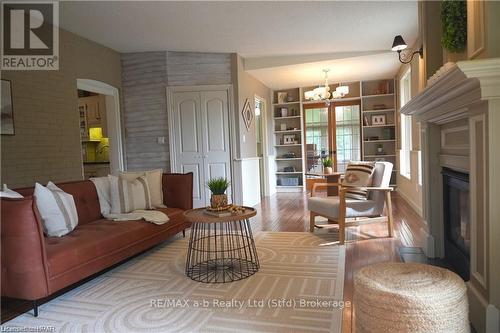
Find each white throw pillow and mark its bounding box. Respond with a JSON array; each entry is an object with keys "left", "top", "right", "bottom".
[
  {"left": 120, "top": 169, "right": 165, "bottom": 208},
  {"left": 0, "top": 184, "right": 23, "bottom": 198},
  {"left": 34, "top": 182, "right": 79, "bottom": 237},
  {"left": 89, "top": 176, "right": 112, "bottom": 214},
  {"left": 109, "top": 174, "right": 153, "bottom": 214}
]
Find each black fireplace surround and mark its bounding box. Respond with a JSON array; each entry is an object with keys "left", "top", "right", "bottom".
[{"left": 442, "top": 167, "right": 470, "bottom": 281}]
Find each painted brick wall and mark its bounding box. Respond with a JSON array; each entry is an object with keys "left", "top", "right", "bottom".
[
  {"left": 121, "top": 52, "right": 169, "bottom": 171},
  {"left": 1, "top": 29, "right": 122, "bottom": 188},
  {"left": 121, "top": 51, "right": 232, "bottom": 172}
]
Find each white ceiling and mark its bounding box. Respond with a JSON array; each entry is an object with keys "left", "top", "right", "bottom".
[{"left": 60, "top": 1, "right": 419, "bottom": 89}]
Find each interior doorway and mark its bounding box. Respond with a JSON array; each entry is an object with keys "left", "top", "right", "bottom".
[
  {"left": 76, "top": 79, "right": 124, "bottom": 178},
  {"left": 78, "top": 89, "right": 110, "bottom": 178},
  {"left": 255, "top": 95, "right": 268, "bottom": 197}
]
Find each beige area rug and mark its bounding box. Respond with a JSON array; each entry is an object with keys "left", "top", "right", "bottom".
[{"left": 4, "top": 231, "right": 345, "bottom": 333}]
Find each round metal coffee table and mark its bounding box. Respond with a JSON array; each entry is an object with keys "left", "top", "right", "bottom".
[{"left": 183, "top": 207, "right": 259, "bottom": 283}]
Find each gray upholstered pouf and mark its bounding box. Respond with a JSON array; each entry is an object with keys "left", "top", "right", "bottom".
[{"left": 354, "top": 262, "right": 469, "bottom": 333}]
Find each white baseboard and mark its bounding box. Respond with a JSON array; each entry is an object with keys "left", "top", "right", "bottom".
[
  {"left": 467, "top": 281, "right": 500, "bottom": 333},
  {"left": 423, "top": 233, "right": 436, "bottom": 258},
  {"left": 396, "top": 188, "right": 423, "bottom": 217}
]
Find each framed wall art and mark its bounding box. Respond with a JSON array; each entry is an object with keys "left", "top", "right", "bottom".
[
  {"left": 242, "top": 98, "right": 253, "bottom": 131},
  {"left": 1, "top": 80, "right": 14, "bottom": 135}
]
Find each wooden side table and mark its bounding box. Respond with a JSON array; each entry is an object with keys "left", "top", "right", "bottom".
[
  {"left": 306, "top": 172, "right": 342, "bottom": 196},
  {"left": 183, "top": 207, "right": 259, "bottom": 283}
]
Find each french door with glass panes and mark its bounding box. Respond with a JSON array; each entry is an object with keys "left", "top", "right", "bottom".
[
  {"left": 333, "top": 101, "right": 361, "bottom": 172},
  {"left": 304, "top": 101, "right": 361, "bottom": 173}
]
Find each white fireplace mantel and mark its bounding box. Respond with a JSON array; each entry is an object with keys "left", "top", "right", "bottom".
[
  {"left": 401, "top": 59, "right": 500, "bottom": 122},
  {"left": 400, "top": 57, "right": 500, "bottom": 333}
]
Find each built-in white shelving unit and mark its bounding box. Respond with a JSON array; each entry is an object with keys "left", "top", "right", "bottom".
[
  {"left": 272, "top": 88, "right": 305, "bottom": 192},
  {"left": 360, "top": 79, "right": 397, "bottom": 186},
  {"left": 271, "top": 78, "right": 398, "bottom": 192}
]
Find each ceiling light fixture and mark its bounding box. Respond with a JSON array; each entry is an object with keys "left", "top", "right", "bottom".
[
  {"left": 391, "top": 35, "right": 423, "bottom": 64},
  {"left": 305, "top": 69, "right": 349, "bottom": 105},
  {"left": 333, "top": 84, "right": 349, "bottom": 98}
]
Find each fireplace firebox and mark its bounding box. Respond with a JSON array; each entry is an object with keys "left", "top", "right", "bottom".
[{"left": 442, "top": 167, "right": 470, "bottom": 281}]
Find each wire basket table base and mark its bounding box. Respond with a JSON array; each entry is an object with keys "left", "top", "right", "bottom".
[{"left": 185, "top": 218, "right": 260, "bottom": 283}]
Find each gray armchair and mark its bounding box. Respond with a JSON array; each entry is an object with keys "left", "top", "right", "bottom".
[{"left": 308, "top": 162, "right": 394, "bottom": 245}]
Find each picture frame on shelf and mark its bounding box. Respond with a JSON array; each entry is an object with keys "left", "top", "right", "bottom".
[
  {"left": 280, "top": 123, "right": 287, "bottom": 131},
  {"left": 371, "top": 114, "right": 386, "bottom": 126},
  {"left": 280, "top": 107, "right": 288, "bottom": 117},
  {"left": 283, "top": 134, "right": 296, "bottom": 145},
  {"left": 277, "top": 92, "right": 288, "bottom": 104}
]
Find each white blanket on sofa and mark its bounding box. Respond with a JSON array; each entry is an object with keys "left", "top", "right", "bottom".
[{"left": 90, "top": 177, "right": 169, "bottom": 225}]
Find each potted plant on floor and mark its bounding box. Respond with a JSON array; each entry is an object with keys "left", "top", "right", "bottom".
[
  {"left": 323, "top": 158, "right": 333, "bottom": 174},
  {"left": 206, "top": 177, "right": 230, "bottom": 209}
]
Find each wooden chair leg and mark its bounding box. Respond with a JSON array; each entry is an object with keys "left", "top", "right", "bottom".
[
  {"left": 339, "top": 190, "right": 346, "bottom": 245},
  {"left": 310, "top": 212, "right": 316, "bottom": 232},
  {"left": 385, "top": 191, "right": 394, "bottom": 237}
]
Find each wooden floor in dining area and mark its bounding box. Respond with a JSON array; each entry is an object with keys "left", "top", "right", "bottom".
[{"left": 250, "top": 191, "right": 427, "bottom": 333}]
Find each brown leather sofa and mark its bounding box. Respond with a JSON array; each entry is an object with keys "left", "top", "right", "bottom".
[{"left": 1, "top": 173, "right": 193, "bottom": 316}]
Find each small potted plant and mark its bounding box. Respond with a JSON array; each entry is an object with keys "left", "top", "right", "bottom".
[
  {"left": 206, "top": 177, "right": 230, "bottom": 209},
  {"left": 322, "top": 158, "right": 333, "bottom": 174},
  {"left": 376, "top": 144, "right": 384, "bottom": 155}
]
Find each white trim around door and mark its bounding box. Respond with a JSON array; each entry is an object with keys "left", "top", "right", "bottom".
[
  {"left": 255, "top": 94, "right": 270, "bottom": 197},
  {"left": 167, "top": 84, "right": 237, "bottom": 207},
  {"left": 76, "top": 79, "right": 125, "bottom": 174}
]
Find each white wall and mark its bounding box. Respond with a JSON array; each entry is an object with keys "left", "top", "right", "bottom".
[
  {"left": 239, "top": 158, "right": 262, "bottom": 207},
  {"left": 395, "top": 39, "right": 424, "bottom": 216}
]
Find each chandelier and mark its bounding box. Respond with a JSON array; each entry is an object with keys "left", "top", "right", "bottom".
[{"left": 305, "top": 69, "right": 349, "bottom": 104}]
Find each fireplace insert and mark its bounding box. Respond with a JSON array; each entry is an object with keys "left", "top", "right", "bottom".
[{"left": 442, "top": 167, "right": 470, "bottom": 281}]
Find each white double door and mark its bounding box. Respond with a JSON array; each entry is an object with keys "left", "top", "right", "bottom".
[{"left": 171, "top": 89, "right": 232, "bottom": 208}]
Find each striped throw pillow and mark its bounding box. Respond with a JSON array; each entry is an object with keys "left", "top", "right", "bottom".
[
  {"left": 34, "top": 182, "right": 79, "bottom": 237},
  {"left": 120, "top": 169, "right": 165, "bottom": 208},
  {"left": 342, "top": 162, "right": 376, "bottom": 200},
  {"left": 109, "top": 174, "right": 153, "bottom": 214}
]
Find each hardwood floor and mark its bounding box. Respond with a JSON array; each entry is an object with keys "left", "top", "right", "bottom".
[
  {"left": 1, "top": 191, "right": 426, "bottom": 332},
  {"left": 249, "top": 191, "right": 427, "bottom": 333}
]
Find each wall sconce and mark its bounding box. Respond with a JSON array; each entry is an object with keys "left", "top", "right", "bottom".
[{"left": 391, "top": 35, "right": 423, "bottom": 64}]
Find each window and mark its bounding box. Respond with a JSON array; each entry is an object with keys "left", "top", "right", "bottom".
[
  {"left": 255, "top": 97, "right": 262, "bottom": 155},
  {"left": 418, "top": 150, "right": 422, "bottom": 186},
  {"left": 305, "top": 108, "right": 329, "bottom": 172},
  {"left": 400, "top": 68, "right": 412, "bottom": 179},
  {"left": 335, "top": 105, "right": 361, "bottom": 173}
]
